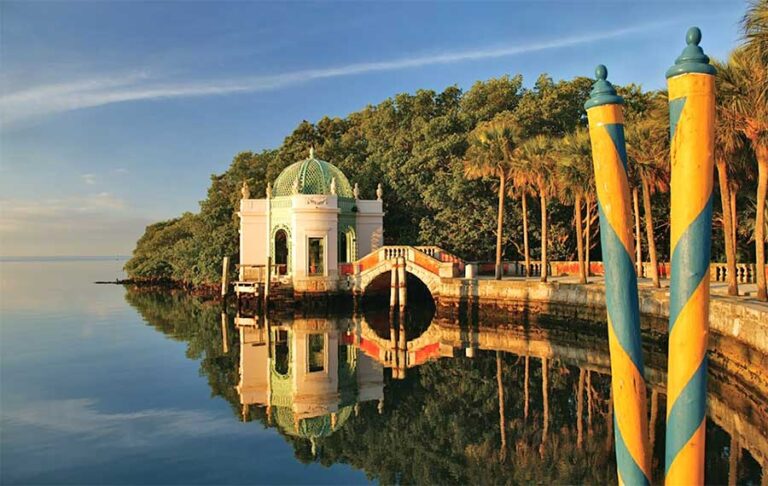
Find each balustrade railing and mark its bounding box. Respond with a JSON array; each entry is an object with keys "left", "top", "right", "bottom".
[{"left": 236, "top": 264, "right": 286, "bottom": 282}]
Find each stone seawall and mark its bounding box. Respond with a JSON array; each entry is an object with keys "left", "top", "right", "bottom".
[{"left": 437, "top": 277, "right": 768, "bottom": 395}]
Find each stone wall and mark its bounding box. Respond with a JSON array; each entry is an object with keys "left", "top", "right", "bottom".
[{"left": 437, "top": 277, "right": 768, "bottom": 395}]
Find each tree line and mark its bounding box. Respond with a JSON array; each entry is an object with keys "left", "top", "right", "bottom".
[{"left": 126, "top": 1, "right": 766, "bottom": 299}]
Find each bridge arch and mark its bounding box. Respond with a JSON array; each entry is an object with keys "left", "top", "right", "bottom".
[{"left": 357, "top": 260, "right": 441, "bottom": 301}]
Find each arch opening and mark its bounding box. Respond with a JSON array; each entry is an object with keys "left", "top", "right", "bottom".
[{"left": 274, "top": 229, "right": 289, "bottom": 275}]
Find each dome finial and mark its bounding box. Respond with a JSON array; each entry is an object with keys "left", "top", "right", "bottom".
[{"left": 309, "top": 146, "right": 315, "bottom": 159}]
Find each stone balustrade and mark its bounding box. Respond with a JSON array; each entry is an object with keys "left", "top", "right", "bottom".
[{"left": 474, "top": 260, "right": 766, "bottom": 284}]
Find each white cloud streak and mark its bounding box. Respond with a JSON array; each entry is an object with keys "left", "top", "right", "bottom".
[{"left": 0, "top": 21, "right": 671, "bottom": 126}]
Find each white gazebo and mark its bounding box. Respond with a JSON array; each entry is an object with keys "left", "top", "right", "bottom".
[{"left": 238, "top": 148, "right": 384, "bottom": 293}]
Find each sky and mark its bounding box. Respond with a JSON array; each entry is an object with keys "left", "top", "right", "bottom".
[{"left": 0, "top": 0, "right": 746, "bottom": 257}]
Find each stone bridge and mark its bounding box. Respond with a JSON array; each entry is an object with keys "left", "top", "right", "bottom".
[{"left": 344, "top": 246, "right": 464, "bottom": 301}]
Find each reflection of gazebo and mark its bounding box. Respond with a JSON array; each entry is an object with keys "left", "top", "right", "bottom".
[
  {"left": 236, "top": 317, "right": 384, "bottom": 441},
  {"left": 238, "top": 149, "right": 384, "bottom": 293}
]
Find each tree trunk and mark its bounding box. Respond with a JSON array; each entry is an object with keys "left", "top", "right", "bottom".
[
  {"left": 585, "top": 197, "right": 592, "bottom": 277},
  {"left": 524, "top": 355, "right": 530, "bottom": 420},
  {"left": 495, "top": 172, "right": 507, "bottom": 280},
  {"left": 497, "top": 351, "right": 507, "bottom": 463},
  {"left": 540, "top": 192, "right": 548, "bottom": 283},
  {"left": 577, "top": 368, "right": 585, "bottom": 449},
  {"left": 716, "top": 158, "right": 739, "bottom": 296},
  {"left": 641, "top": 176, "right": 660, "bottom": 288},
  {"left": 633, "top": 186, "right": 642, "bottom": 277},
  {"left": 756, "top": 151, "right": 767, "bottom": 301},
  {"left": 522, "top": 192, "right": 530, "bottom": 278},
  {"left": 575, "top": 194, "right": 586, "bottom": 284}
]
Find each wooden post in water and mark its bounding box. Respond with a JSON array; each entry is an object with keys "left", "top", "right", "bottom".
[
  {"left": 221, "top": 256, "right": 230, "bottom": 297},
  {"left": 220, "top": 312, "right": 229, "bottom": 354},
  {"left": 665, "top": 27, "right": 717, "bottom": 486},
  {"left": 264, "top": 256, "right": 271, "bottom": 310},
  {"left": 585, "top": 64, "right": 650, "bottom": 485}
]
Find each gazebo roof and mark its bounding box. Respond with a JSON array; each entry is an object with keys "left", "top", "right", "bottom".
[{"left": 272, "top": 148, "right": 354, "bottom": 198}]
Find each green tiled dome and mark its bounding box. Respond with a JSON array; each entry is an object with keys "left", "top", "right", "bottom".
[
  {"left": 272, "top": 149, "right": 354, "bottom": 198},
  {"left": 273, "top": 405, "right": 354, "bottom": 439}
]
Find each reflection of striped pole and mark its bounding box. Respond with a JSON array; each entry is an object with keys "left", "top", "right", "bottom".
[
  {"left": 585, "top": 64, "right": 650, "bottom": 485},
  {"left": 665, "top": 27, "right": 717, "bottom": 486}
]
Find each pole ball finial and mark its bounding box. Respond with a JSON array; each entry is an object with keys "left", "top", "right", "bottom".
[
  {"left": 686, "top": 26, "right": 702, "bottom": 46},
  {"left": 595, "top": 64, "right": 608, "bottom": 81},
  {"left": 666, "top": 26, "right": 716, "bottom": 78},
  {"left": 584, "top": 64, "right": 623, "bottom": 110}
]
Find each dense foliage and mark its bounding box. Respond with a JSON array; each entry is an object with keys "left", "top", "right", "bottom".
[{"left": 126, "top": 3, "right": 766, "bottom": 295}]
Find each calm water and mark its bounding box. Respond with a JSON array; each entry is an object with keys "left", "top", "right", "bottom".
[{"left": 1, "top": 260, "right": 766, "bottom": 485}]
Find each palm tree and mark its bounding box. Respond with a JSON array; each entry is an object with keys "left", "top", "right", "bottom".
[
  {"left": 626, "top": 118, "right": 669, "bottom": 288},
  {"left": 742, "top": 0, "right": 768, "bottom": 60},
  {"left": 464, "top": 112, "right": 523, "bottom": 280},
  {"left": 520, "top": 135, "right": 557, "bottom": 282},
  {"left": 496, "top": 351, "right": 507, "bottom": 462},
  {"left": 718, "top": 47, "right": 768, "bottom": 301},
  {"left": 557, "top": 129, "right": 594, "bottom": 284},
  {"left": 711, "top": 66, "right": 745, "bottom": 296},
  {"left": 510, "top": 171, "right": 535, "bottom": 278}
]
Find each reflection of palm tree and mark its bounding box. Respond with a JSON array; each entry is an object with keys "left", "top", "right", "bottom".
[
  {"left": 605, "top": 387, "right": 614, "bottom": 452},
  {"left": 576, "top": 368, "right": 585, "bottom": 449},
  {"left": 586, "top": 371, "right": 593, "bottom": 436},
  {"left": 728, "top": 433, "right": 741, "bottom": 486},
  {"left": 540, "top": 356, "right": 549, "bottom": 456},
  {"left": 649, "top": 389, "right": 658, "bottom": 454},
  {"left": 496, "top": 351, "right": 507, "bottom": 463},
  {"left": 524, "top": 355, "right": 530, "bottom": 420}
]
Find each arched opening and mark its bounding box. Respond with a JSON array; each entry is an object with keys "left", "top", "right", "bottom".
[
  {"left": 274, "top": 229, "right": 289, "bottom": 275},
  {"left": 338, "top": 231, "right": 348, "bottom": 264},
  {"left": 361, "top": 270, "right": 435, "bottom": 340},
  {"left": 272, "top": 329, "right": 290, "bottom": 375},
  {"left": 338, "top": 227, "right": 356, "bottom": 264}
]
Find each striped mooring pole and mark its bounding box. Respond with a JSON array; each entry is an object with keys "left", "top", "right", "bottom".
[
  {"left": 585, "top": 64, "right": 651, "bottom": 485},
  {"left": 664, "top": 27, "right": 717, "bottom": 485}
]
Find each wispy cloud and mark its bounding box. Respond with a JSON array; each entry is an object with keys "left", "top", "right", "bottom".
[
  {"left": 0, "top": 20, "right": 671, "bottom": 126},
  {"left": 81, "top": 173, "right": 97, "bottom": 185}
]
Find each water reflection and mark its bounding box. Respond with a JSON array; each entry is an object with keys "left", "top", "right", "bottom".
[
  {"left": 234, "top": 314, "right": 385, "bottom": 453},
  {"left": 126, "top": 289, "right": 768, "bottom": 485}
]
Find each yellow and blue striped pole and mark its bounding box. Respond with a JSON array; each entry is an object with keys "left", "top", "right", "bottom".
[
  {"left": 665, "top": 27, "right": 717, "bottom": 485},
  {"left": 585, "top": 65, "right": 650, "bottom": 486}
]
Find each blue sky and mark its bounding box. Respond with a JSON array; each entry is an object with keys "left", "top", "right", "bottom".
[{"left": 0, "top": 0, "right": 744, "bottom": 256}]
